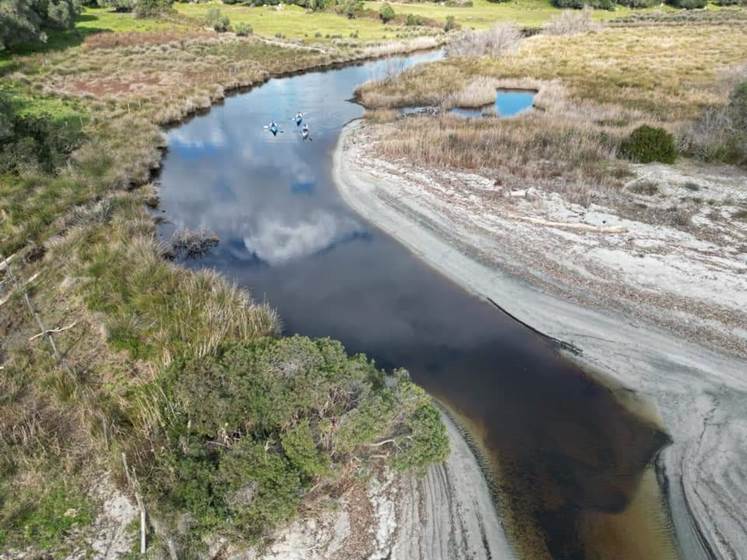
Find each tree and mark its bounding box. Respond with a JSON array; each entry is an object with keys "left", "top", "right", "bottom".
[
  {"left": 379, "top": 2, "right": 395, "bottom": 23},
  {"left": 0, "top": 0, "right": 79, "bottom": 51}
]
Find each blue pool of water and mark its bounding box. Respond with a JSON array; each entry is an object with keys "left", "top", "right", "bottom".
[{"left": 448, "top": 89, "right": 536, "bottom": 119}]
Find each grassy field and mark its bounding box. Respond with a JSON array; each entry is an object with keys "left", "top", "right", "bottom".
[
  {"left": 366, "top": 0, "right": 667, "bottom": 28},
  {"left": 176, "top": 2, "right": 408, "bottom": 40},
  {"left": 359, "top": 16, "right": 747, "bottom": 119}
]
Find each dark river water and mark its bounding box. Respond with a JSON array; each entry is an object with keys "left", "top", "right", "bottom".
[{"left": 157, "top": 51, "right": 674, "bottom": 559}]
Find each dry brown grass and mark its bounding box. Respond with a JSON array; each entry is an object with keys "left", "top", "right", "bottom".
[
  {"left": 542, "top": 7, "right": 601, "bottom": 36},
  {"left": 372, "top": 114, "right": 627, "bottom": 203},
  {"left": 445, "top": 24, "right": 521, "bottom": 58},
  {"left": 360, "top": 22, "right": 747, "bottom": 120}
]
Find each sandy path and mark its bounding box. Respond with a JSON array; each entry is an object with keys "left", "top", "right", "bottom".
[{"left": 334, "top": 120, "right": 747, "bottom": 560}]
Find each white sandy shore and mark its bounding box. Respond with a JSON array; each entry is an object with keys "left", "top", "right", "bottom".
[{"left": 334, "top": 120, "right": 747, "bottom": 560}]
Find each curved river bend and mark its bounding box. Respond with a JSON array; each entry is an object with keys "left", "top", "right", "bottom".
[{"left": 157, "top": 51, "right": 677, "bottom": 560}]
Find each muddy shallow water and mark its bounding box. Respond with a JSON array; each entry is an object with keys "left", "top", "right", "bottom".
[{"left": 156, "top": 51, "right": 678, "bottom": 560}]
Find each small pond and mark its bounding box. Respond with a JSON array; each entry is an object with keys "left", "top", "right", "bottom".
[{"left": 402, "top": 88, "right": 536, "bottom": 119}]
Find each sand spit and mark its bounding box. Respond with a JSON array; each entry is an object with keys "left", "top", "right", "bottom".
[
  {"left": 334, "top": 120, "right": 747, "bottom": 560},
  {"left": 212, "top": 413, "right": 515, "bottom": 560}
]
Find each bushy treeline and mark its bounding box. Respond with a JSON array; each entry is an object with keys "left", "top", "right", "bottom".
[
  {"left": 0, "top": 0, "right": 79, "bottom": 50},
  {"left": 551, "top": 0, "right": 736, "bottom": 9},
  {"left": 130, "top": 336, "right": 448, "bottom": 550}
]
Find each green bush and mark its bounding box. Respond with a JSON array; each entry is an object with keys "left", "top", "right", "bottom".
[
  {"left": 133, "top": 0, "right": 173, "bottom": 18},
  {"left": 665, "top": 0, "right": 706, "bottom": 8},
  {"left": 379, "top": 2, "right": 395, "bottom": 22},
  {"left": 341, "top": 0, "right": 363, "bottom": 18},
  {"left": 616, "top": 0, "right": 660, "bottom": 8},
  {"left": 100, "top": 0, "right": 136, "bottom": 12},
  {"left": 405, "top": 13, "right": 425, "bottom": 25},
  {"left": 712, "top": 0, "right": 742, "bottom": 4},
  {"left": 205, "top": 7, "right": 230, "bottom": 31},
  {"left": 587, "top": 0, "right": 615, "bottom": 8},
  {"left": 621, "top": 125, "right": 677, "bottom": 163},
  {"left": 132, "top": 336, "right": 448, "bottom": 548},
  {"left": 444, "top": 15, "right": 459, "bottom": 31},
  {"left": 233, "top": 22, "right": 253, "bottom": 36},
  {"left": 551, "top": 0, "right": 585, "bottom": 8}
]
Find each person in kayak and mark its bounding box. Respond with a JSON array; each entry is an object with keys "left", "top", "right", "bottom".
[
  {"left": 294, "top": 112, "right": 304, "bottom": 126},
  {"left": 265, "top": 120, "right": 282, "bottom": 136},
  {"left": 301, "top": 123, "right": 311, "bottom": 141}
]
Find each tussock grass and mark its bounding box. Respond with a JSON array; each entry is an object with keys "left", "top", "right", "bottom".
[{"left": 372, "top": 114, "right": 625, "bottom": 203}]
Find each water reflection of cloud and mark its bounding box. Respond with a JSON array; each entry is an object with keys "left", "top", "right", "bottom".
[
  {"left": 170, "top": 122, "right": 226, "bottom": 149},
  {"left": 243, "top": 211, "right": 360, "bottom": 265}
]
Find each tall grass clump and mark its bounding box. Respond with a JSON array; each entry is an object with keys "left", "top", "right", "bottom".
[{"left": 445, "top": 24, "right": 521, "bottom": 58}]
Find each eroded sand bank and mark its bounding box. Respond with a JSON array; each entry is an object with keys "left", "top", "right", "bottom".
[
  {"left": 334, "top": 120, "right": 747, "bottom": 560},
  {"left": 210, "top": 412, "right": 515, "bottom": 560}
]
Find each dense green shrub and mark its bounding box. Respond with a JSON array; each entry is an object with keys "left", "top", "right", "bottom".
[
  {"left": 551, "top": 0, "right": 585, "bottom": 8},
  {"left": 133, "top": 336, "right": 448, "bottom": 548},
  {"left": 712, "top": 0, "right": 743, "bottom": 4},
  {"left": 99, "top": 0, "right": 135, "bottom": 12},
  {"left": 665, "top": 0, "right": 706, "bottom": 8},
  {"left": 0, "top": 0, "right": 79, "bottom": 50},
  {"left": 205, "top": 7, "right": 229, "bottom": 31},
  {"left": 587, "top": 0, "right": 615, "bottom": 9},
  {"left": 379, "top": 2, "right": 395, "bottom": 22},
  {"left": 444, "top": 15, "right": 459, "bottom": 31},
  {"left": 682, "top": 81, "right": 747, "bottom": 166},
  {"left": 133, "top": 0, "right": 172, "bottom": 17},
  {"left": 621, "top": 125, "right": 677, "bottom": 163},
  {"left": 233, "top": 21, "right": 252, "bottom": 36},
  {"left": 616, "top": 0, "right": 660, "bottom": 8},
  {"left": 405, "top": 13, "right": 425, "bottom": 25},
  {"left": 340, "top": 0, "right": 362, "bottom": 18}
]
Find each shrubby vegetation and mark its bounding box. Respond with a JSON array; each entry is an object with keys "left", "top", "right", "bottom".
[
  {"left": 128, "top": 337, "right": 447, "bottom": 549},
  {"left": 620, "top": 125, "right": 677, "bottom": 163},
  {"left": 0, "top": 0, "right": 79, "bottom": 50},
  {"left": 205, "top": 6, "right": 230, "bottom": 31},
  {"left": 665, "top": 0, "right": 706, "bottom": 8},
  {"left": 233, "top": 21, "right": 252, "bottom": 35},
  {"left": 379, "top": 2, "right": 395, "bottom": 22},
  {"left": 682, "top": 79, "right": 747, "bottom": 166}
]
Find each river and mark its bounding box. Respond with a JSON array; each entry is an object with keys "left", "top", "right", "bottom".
[{"left": 156, "top": 50, "right": 677, "bottom": 560}]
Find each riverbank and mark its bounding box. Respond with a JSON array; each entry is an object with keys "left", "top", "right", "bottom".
[
  {"left": 0, "top": 23, "right": 458, "bottom": 558},
  {"left": 334, "top": 119, "right": 747, "bottom": 560}
]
